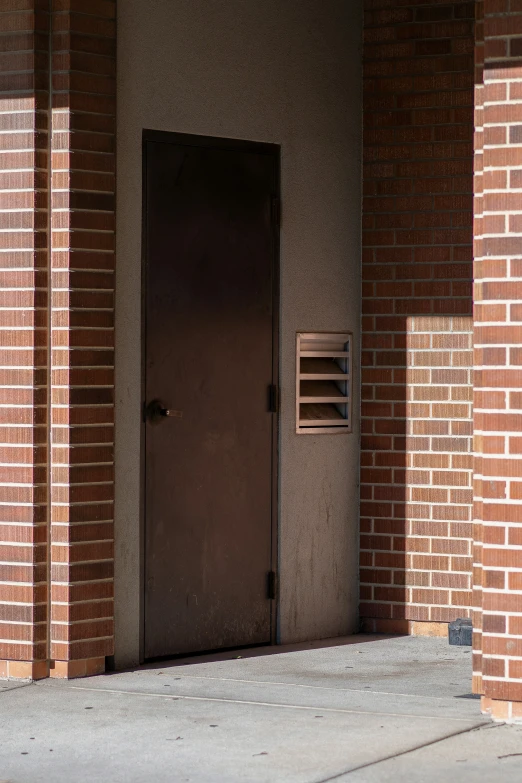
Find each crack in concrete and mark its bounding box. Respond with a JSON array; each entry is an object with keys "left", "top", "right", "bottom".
[
  {"left": 0, "top": 682, "right": 35, "bottom": 696},
  {"left": 316, "top": 721, "right": 489, "bottom": 782}
]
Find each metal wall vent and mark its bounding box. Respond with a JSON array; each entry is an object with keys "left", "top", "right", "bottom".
[{"left": 296, "top": 332, "right": 352, "bottom": 434}]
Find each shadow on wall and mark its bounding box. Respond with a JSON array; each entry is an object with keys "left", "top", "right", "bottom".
[
  {"left": 360, "top": 0, "right": 476, "bottom": 631},
  {"left": 359, "top": 310, "right": 474, "bottom": 630}
]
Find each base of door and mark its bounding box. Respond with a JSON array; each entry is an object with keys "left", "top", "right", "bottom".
[
  {"left": 360, "top": 618, "right": 449, "bottom": 638},
  {"left": 49, "top": 656, "right": 106, "bottom": 679}
]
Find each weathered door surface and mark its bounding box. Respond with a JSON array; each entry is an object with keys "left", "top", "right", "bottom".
[{"left": 143, "top": 133, "right": 278, "bottom": 659}]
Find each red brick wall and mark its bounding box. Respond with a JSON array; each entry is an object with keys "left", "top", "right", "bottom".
[
  {"left": 49, "top": 0, "right": 116, "bottom": 676},
  {"left": 474, "top": 0, "right": 522, "bottom": 720},
  {"left": 361, "top": 0, "right": 475, "bottom": 629},
  {"left": 0, "top": 0, "right": 116, "bottom": 680},
  {"left": 472, "top": 0, "right": 484, "bottom": 696},
  {"left": 0, "top": 2, "right": 49, "bottom": 678}
]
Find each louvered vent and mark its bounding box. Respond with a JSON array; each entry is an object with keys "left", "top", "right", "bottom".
[{"left": 296, "top": 332, "right": 352, "bottom": 434}]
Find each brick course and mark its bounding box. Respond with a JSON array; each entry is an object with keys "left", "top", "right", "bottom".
[{"left": 362, "top": 0, "right": 475, "bottom": 627}]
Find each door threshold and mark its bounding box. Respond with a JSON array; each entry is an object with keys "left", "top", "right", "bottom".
[
  {"left": 140, "top": 634, "right": 387, "bottom": 671},
  {"left": 143, "top": 641, "right": 272, "bottom": 667}
]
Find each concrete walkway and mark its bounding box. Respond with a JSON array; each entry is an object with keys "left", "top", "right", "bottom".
[{"left": 0, "top": 635, "right": 521, "bottom": 782}]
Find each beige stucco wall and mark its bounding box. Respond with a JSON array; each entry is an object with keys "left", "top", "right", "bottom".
[{"left": 115, "top": 0, "right": 362, "bottom": 666}]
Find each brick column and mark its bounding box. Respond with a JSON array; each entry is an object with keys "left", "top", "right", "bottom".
[
  {"left": 474, "top": 0, "right": 522, "bottom": 721},
  {"left": 472, "top": 0, "right": 484, "bottom": 696},
  {"left": 49, "top": 0, "right": 116, "bottom": 678},
  {"left": 362, "top": 0, "right": 475, "bottom": 631},
  {"left": 0, "top": 2, "right": 50, "bottom": 680}
]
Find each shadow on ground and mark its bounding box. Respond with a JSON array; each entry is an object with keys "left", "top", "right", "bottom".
[{"left": 0, "top": 636, "right": 517, "bottom": 783}]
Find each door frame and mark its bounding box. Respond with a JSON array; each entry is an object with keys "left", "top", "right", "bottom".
[{"left": 139, "top": 129, "right": 280, "bottom": 662}]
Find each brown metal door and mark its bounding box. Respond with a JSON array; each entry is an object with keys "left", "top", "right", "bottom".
[{"left": 143, "top": 133, "right": 278, "bottom": 659}]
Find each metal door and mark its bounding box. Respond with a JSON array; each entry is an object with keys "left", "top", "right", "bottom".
[{"left": 143, "top": 132, "right": 278, "bottom": 659}]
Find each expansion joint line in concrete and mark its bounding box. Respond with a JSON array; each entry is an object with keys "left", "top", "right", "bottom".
[
  {"left": 57, "top": 683, "right": 481, "bottom": 723},
  {"left": 316, "top": 721, "right": 488, "bottom": 782}
]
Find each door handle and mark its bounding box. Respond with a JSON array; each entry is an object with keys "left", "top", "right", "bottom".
[{"left": 145, "top": 399, "right": 183, "bottom": 423}]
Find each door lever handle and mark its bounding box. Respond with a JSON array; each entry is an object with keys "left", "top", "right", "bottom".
[
  {"left": 160, "top": 408, "right": 183, "bottom": 418},
  {"left": 145, "top": 399, "right": 183, "bottom": 423}
]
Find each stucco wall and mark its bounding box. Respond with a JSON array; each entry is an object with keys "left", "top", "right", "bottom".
[{"left": 115, "top": 0, "right": 362, "bottom": 666}]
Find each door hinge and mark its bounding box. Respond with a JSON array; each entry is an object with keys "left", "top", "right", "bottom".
[
  {"left": 271, "top": 196, "right": 280, "bottom": 228},
  {"left": 268, "top": 384, "right": 279, "bottom": 413},
  {"left": 267, "top": 570, "right": 277, "bottom": 600}
]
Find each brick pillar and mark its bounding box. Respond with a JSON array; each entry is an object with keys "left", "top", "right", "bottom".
[
  {"left": 474, "top": 0, "right": 522, "bottom": 721},
  {"left": 0, "top": 2, "right": 50, "bottom": 680},
  {"left": 49, "top": 0, "right": 116, "bottom": 678},
  {"left": 472, "top": 0, "right": 484, "bottom": 696},
  {"left": 361, "top": 0, "right": 475, "bottom": 631}
]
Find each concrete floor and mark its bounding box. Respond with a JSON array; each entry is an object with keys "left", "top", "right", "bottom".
[{"left": 0, "top": 635, "right": 521, "bottom": 783}]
